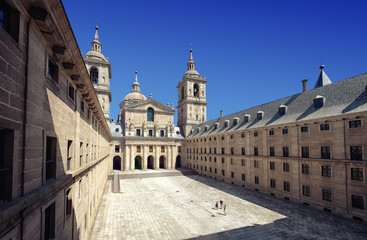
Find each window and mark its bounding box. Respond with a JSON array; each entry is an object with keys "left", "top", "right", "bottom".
[
  {"left": 282, "top": 128, "right": 288, "bottom": 134},
  {"left": 147, "top": 108, "right": 154, "bottom": 122},
  {"left": 270, "top": 161, "right": 275, "bottom": 170},
  {"left": 349, "top": 120, "right": 361, "bottom": 128},
  {"left": 66, "top": 189, "right": 72, "bottom": 216},
  {"left": 180, "top": 87, "right": 184, "bottom": 101},
  {"left": 80, "top": 101, "right": 84, "bottom": 112},
  {"left": 222, "top": 170, "right": 225, "bottom": 176},
  {"left": 322, "top": 189, "right": 332, "bottom": 202},
  {"left": 284, "top": 182, "right": 290, "bottom": 192},
  {"left": 257, "top": 111, "right": 263, "bottom": 120},
  {"left": 90, "top": 68, "right": 98, "bottom": 84},
  {"left": 194, "top": 83, "right": 199, "bottom": 97},
  {"left": 221, "top": 158, "right": 225, "bottom": 164},
  {"left": 215, "top": 168, "right": 217, "bottom": 174},
  {"left": 283, "top": 147, "right": 289, "bottom": 157},
  {"left": 214, "top": 148, "right": 217, "bottom": 154},
  {"left": 352, "top": 195, "right": 365, "bottom": 209},
  {"left": 351, "top": 168, "right": 363, "bottom": 181},
  {"left": 302, "top": 147, "right": 309, "bottom": 158},
  {"left": 241, "top": 159, "right": 245, "bottom": 166},
  {"left": 350, "top": 146, "right": 362, "bottom": 160},
  {"left": 269, "top": 130, "right": 274, "bottom": 136},
  {"left": 254, "top": 131, "right": 258, "bottom": 137},
  {"left": 269, "top": 147, "right": 275, "bottom": 157},
  {"left": 48, "top": 60, "right": 59, "bottom": 82},
  {"left": 46, "top": 137, "right": 57, "bottom": 180},
  {"left": 301, "top": 126, "right": 308, "bottom": 133},
  {"left": 214, "top": 157, "right": 216, "bottom": 162},
  {"left": 44, "top": 202, "right": 56, "bottom": 239},
  {"left": 279, "top": 106, "right": 287, "bottom": 115},
  {"left": 254, "top": 147, "right": 258, "bottom": 156},
  {"left": 241, "top": 147, "right": 245, "bottom": 155},
  {"left": 270, "top": 179, "right": 276, "bottom": 188},
  {"left": 68, "top": 84, "right": 75, "bottom": 101},
  {"left": 137, "top": 145, "right": 141, "bottom": 153},
  {"left": 149, "top": 146, "right": 153, "bottom": 152},
  {"left": 302, "top": 164, "right": 310, "bottom": 174},
  {"left": 178, "top": 146, "right": 181, "bottom": 153},
  {"left": 230, "top": 134, "right": 234, "bottom": 139},
  {"left": 241, "top": 133, "right": 245, "bottom": 138},
  {"left": 322, "top": 165, "right": 331, "bottom": 177},
  {"left": 79, "top": 142, "right": 83, "bottom": 167},
  {"left": 231, "top": 172, "right": 234, "bottom": 178},
  {"left": 242, "top": 174, "right": 246, "bottom": 181},
  {"left": 0, "top": 1, "right": 20, "bottom": 41},
  {"left": 303, "top": 185, "right": 310, "bottom": 196},
  {"left": 313, "top": 96, "right": 324, "bottom": 108},
  {"left": 222, "top": 148, "right": 225, "bottom": 154},
  {"left": 161, "top": 146, "right": 165, "bottom": 153},
  {"left": 149, "top": 129, "right": 153, "bottom": 137},
  {"left": 160, "top": 130, "right": 164, "bottom": 137},
  {"left": 67, "top": 140, "right": 72, "bottom": 171},
  {"left": 115, "top": 128, "right": 119, "bottom": 132},
  {"left": 0, "top": 128, "right": 14, "bottom": 201},
  {"left": 283, "top": 162, "right": 289, "bottom": 172},
  {"left": 254, "top": 160, "right": 259, "bottom": 168},
  {"left": 230, "top": 159, "right": 233, "bottom": 165},
  {"left": 231, "top": 148, "right": 234, "bottom": 155},
  {"left": 254, "top": 176, "right": 259, "bottom": 184},
  {"left": 320, "top": 124, "right": 330, "bottom": 131},
  {"left": 321, "top": 146, "right": 330, "bottom": 159},
  {"left": 115, "top": 145, "right": 120, "bottom": 153}
]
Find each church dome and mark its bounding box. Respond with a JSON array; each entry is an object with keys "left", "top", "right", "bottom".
[
  {"left": 85, "top": 50, "right": 108, "bottom": 62},
  {"left": 123, "top": 91, "right": 147, "bottom": 101},
  {"left": 184, "top": 49, "right": 200, "bottom": 76},
  {"left": 185, "top": 69, "right": 200, "bottom": 76}
]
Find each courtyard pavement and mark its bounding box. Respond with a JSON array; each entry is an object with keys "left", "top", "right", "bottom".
[{"left": 90, "top": 169, "right": 367, "bottom": 240}]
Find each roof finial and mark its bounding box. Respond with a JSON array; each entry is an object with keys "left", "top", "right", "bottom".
[
  {"left": 135, "top": 71, "right": 138, "bottom": 82},
  {"left": 94, "top": 25, "right": 99, "bottom": 40},
  {"left": 187, "top": 47, "right": 195, "bottom": 71}
]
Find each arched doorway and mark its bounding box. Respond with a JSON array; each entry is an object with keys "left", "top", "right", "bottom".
[
  {"left": 147, "top": 155, "right": 154, "bottom": 169},
  {"left": 176, "top": 155, "right": 181, "bottom": 168},
  {"left": 113, "top": 156, "right": 121, "bottom": 170},
  {"left": 135, "top": 156, "right": 142, "bottom": 170},
  {"left": 159, "top": 156, "right": 165, "bottom": 169}
]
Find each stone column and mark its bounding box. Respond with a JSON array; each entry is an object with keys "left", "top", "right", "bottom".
[
  {"left": 143, "top": 145, "right": 148, "bottom": 170},
  {"left": 155, "top": 145, "right": 160, "bottom": 169}
]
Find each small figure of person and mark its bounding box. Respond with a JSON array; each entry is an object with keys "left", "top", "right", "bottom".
[
  {"left": 215, "top": 201, "right": 218, "bottom": 210},
  {"left": 220, "top": 200, "right": 223, "bottom": 209},
  {"left": 223, "top": 205, "right": 227, "bottom": 216}
]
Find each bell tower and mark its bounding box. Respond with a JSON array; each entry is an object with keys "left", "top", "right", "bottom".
[
  {"left": 84, "top": 26, "right": 112, "bottom": 121},
  {"left": 177, "top": 49, "right": 207, "bottom": 137}
]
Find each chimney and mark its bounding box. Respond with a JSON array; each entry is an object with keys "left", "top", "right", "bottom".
[
  {"left": 302, "top": 79, "right": 308, "bottom": 92},
  {"left": 220, "top": 110, "right": 223, "bottom": 118}
]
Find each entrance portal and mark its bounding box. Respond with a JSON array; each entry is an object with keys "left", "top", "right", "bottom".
[
  {"left": 176, "top": 155, "right": 181, "bottom": 168},
  {"left": 135, "top": 156, "right": 142, "bottom": 170},
  {"left": 113, "top": 156, "right": 121, "bottom": 170},
  {"left": 147, "top": 155, "right": 154, "bottom": 169},
  {"left": 159, "top": 156, "right": 165, "bottom": 169}
]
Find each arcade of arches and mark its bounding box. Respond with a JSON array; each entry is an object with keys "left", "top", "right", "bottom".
[{"left": 114, "top": 154, "right": 181, "bottom": 170}]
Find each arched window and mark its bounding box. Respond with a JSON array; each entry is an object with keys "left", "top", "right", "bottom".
[
  {"left": 147, "top": 108, "right": 154, "bottom": 122},
  {"left": 194, "top": 83, "right": 199, "bottom": 97},
  {"left": 181, "top": 87, "right": 184, "bottom": 101},
  {"left": 90, "top": 68, "right": 98, "bottom": 84}
]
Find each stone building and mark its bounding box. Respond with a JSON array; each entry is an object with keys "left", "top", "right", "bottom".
[
  {"left": 1, "top": 0, "right": 366, "bottom": 239},
  {"left": 0, "top": 0, "right": 111, "bottom": 239},
  {"left": 183, "top": 67, "right": 367, "bottom": 222}
]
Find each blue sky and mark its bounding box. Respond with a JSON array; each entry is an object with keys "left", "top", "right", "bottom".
[{"left": 63, "top": 0, "right": 367, "bottom": 123}]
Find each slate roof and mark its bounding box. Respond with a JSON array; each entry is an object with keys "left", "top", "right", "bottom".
[{"left": 188, "top": 73, "right": 367, "bottom": 137}]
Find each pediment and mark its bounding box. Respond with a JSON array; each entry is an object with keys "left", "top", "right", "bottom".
[{"left": 124, "top": 99, "right": 175, "bottom": 113}]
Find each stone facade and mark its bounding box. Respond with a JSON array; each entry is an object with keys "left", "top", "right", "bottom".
[
  {"left": 183, "top": 73, "right": 367, "bottom": 223},
  {"left": 0, "top": 0, "right": 112, "bottom": 239}
]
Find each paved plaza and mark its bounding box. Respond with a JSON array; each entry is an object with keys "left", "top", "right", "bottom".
[{"left": 90, "top": 169, "right": 367, "bottom": 240}]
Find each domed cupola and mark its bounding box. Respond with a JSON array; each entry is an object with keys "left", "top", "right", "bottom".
[{"left": 123, "top": 71, "right": 147, "bottom": 101}]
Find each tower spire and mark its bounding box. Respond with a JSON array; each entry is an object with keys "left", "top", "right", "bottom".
[
  {"left": 132, "top": 71, "right": 141, "bottom": 92},
  {"left": 91, "top": 26, "right": 102, "bottom": 52},
  {"left": 314, "top": 65, "right": 332, "bottom": 88},
  {"left": 187, "top": 49, "right": 195, "bottom": 71}
]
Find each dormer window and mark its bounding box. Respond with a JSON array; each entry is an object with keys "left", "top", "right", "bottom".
[
  {"left": 115, "top": 128, "right": 119, "bottom": 132},
  {"left": 190, "top": 129, "right": 193, "bottom": 135},
  {"left": 224, "top": 120, "right": 230, "bottom": 127},
  {"left": 244, "top": 114, "right": 250, "bottom": 123},
  {"left": 214, "top": 122, "right": 219, "bottom": 130},
  {"left": 204, "top": 125, "right": 209, "bottom": 131},
  {"left": 257, "top": 111, "right": 264, "bottom": 120},
  {"left": 313, "top": 95, "right": 325, "bottom": 108},
  {"left": 233, "top": 117, "right": 239, "bottom": 126},
  {"left": 279, "top": 105, "right": 287, "bottom": 116},
  {"left": 196, "top": 127, "right": 201, "bottom": 133}
]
